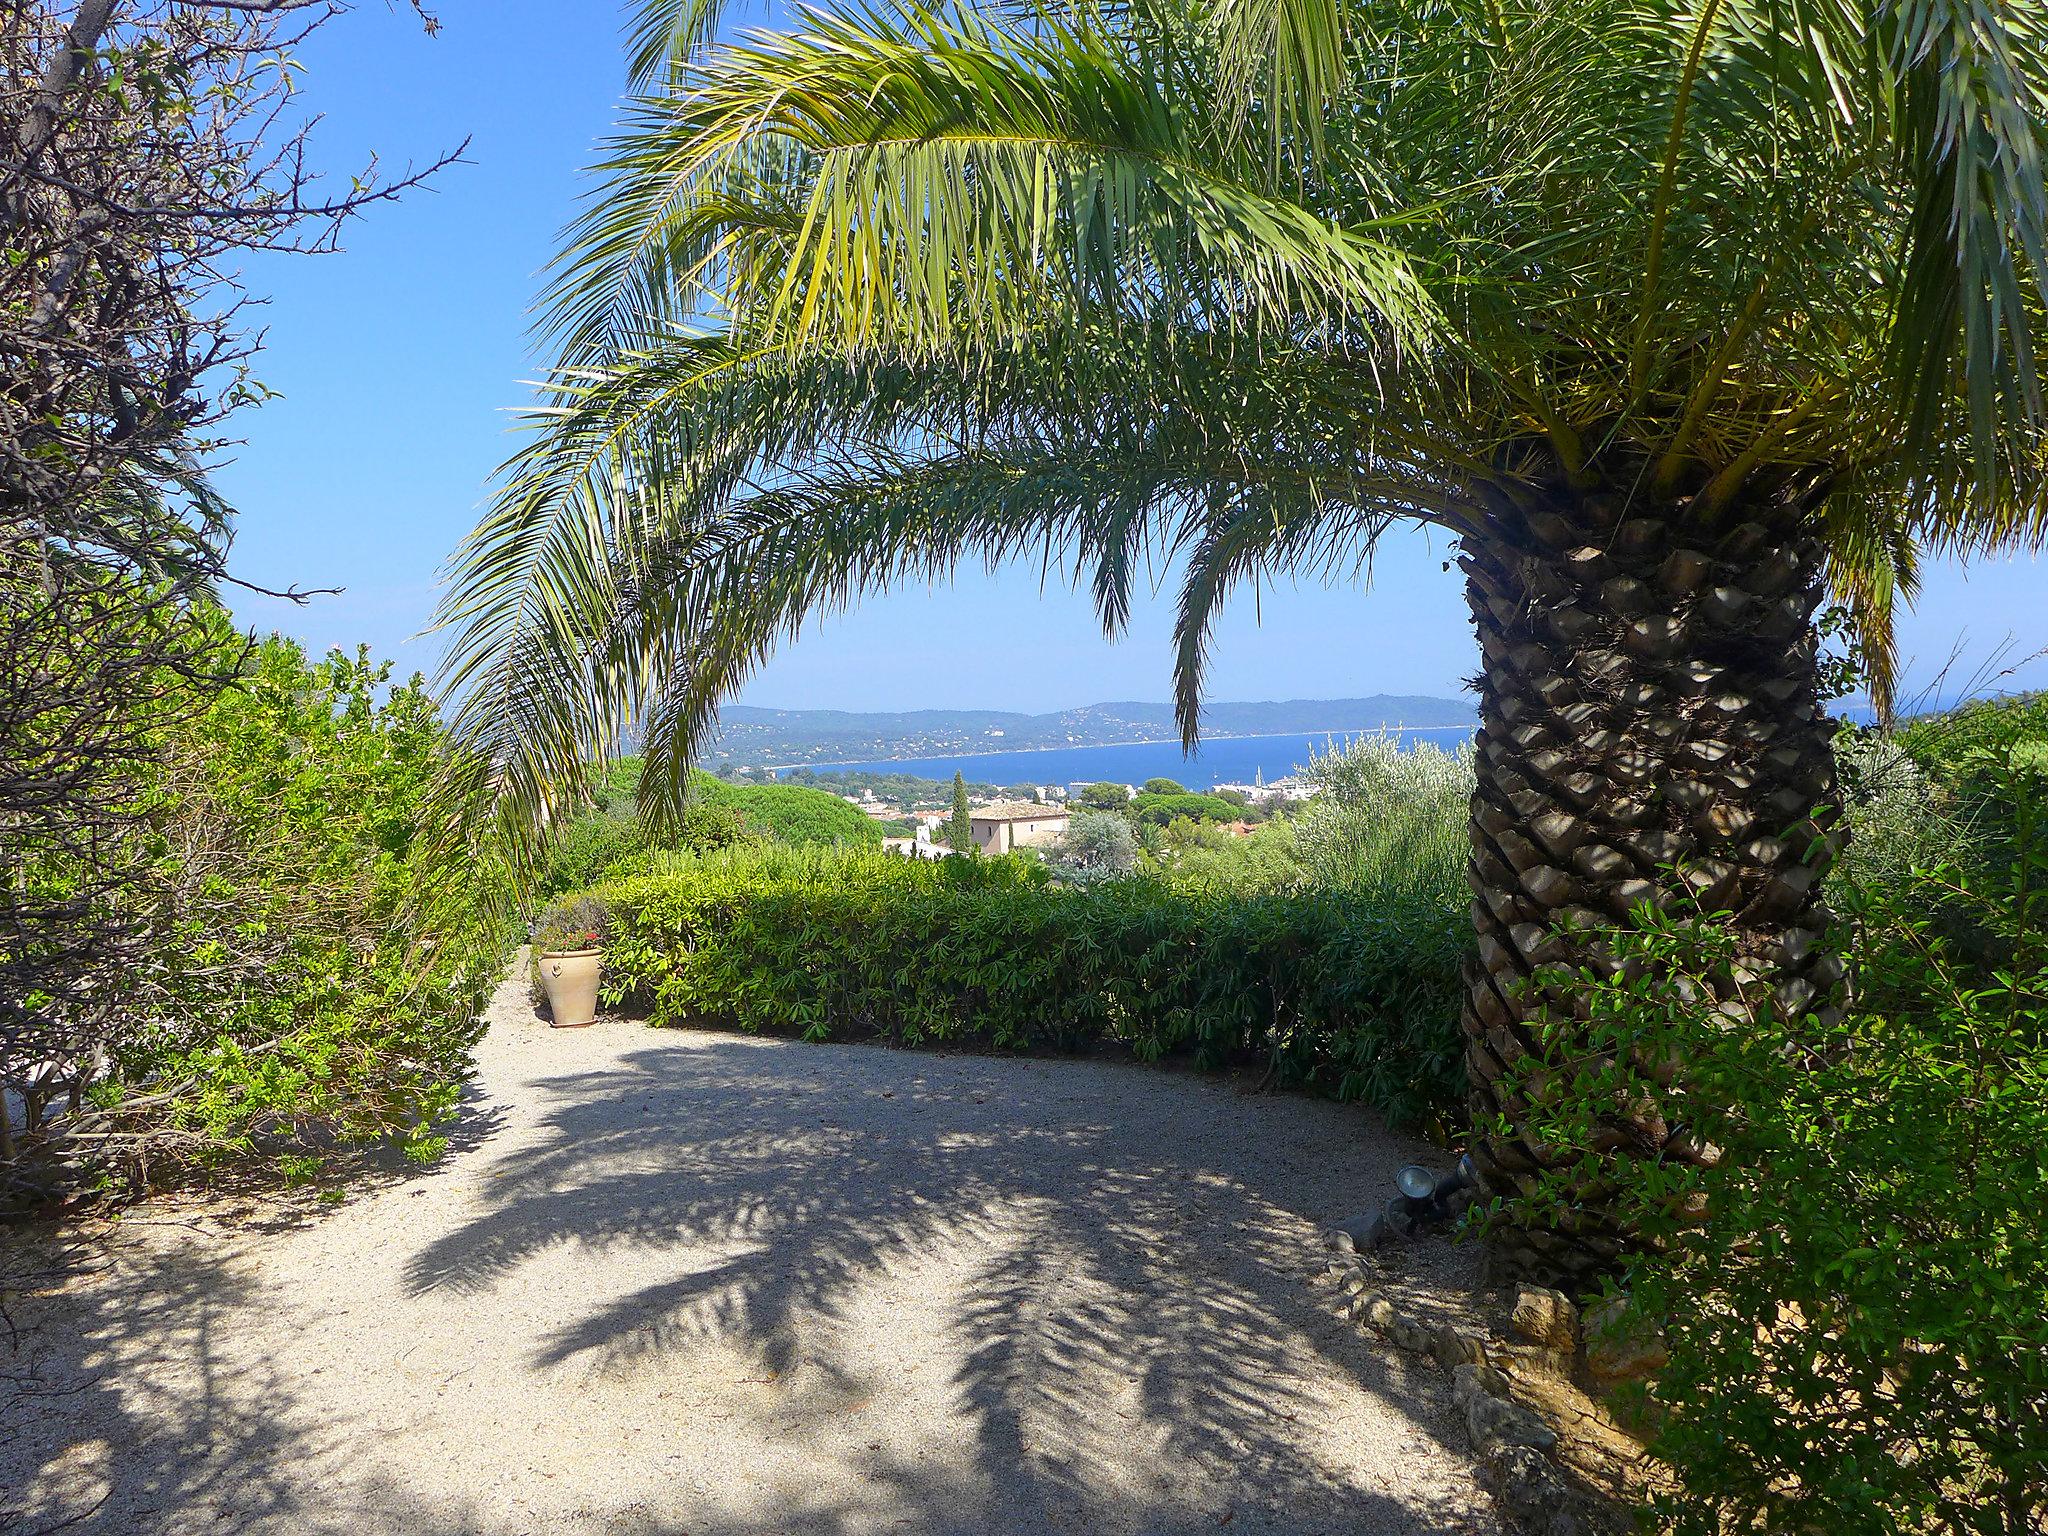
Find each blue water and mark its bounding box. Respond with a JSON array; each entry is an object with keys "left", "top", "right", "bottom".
[{"left": 791, "top": 727, "right": 1475, "bottom": 792}]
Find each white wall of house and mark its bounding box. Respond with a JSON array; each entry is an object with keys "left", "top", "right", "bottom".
[{"left": 970, "top": 812, "right": 1069, "bottom": 853}]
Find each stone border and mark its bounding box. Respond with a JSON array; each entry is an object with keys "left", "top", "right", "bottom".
[{"left": 1320, "top": 1235, "right": 1664, "bottom": 1535}]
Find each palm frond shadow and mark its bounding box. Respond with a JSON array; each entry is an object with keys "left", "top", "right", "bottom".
[
  {"left": 404, "top": 1032, "right": 1490, "bottom": 1533},
  {"left": 1, "top": 1235, "right": 390, "bottom": 1534}
]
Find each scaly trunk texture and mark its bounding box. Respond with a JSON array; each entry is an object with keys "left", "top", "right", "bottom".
[{"left": 1459, "top": 478, "right": 1844, "bottom": 1279}]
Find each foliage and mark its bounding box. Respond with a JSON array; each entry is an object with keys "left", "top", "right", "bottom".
[
  {"left": 3, "top": 576, "right": 238, "bottom": 1100},
  {"left": 942, "top": 771, "right": 974, "bottom": 849},
  {"left": 1897, "top": 692, "right": 2048, "bottom": 780},
  {"left": 1043, "top": 807, "right": 1140, "bottom": 886},
  {"left": 1130, "top": 790, "right": 1239, "bottom": 827},
  {"left": 1841, "top": 693, "right": 2048, "bottom": 946},
  {"left": 5, "top": 636, "right": 509, "bottom": 1198},
  {"left": 1077, "top": 782, "right": 1132, "bottom": 811},
  {"left": 691, "top": 770, "right": 881, "bottom": 848},
  {"left": 1831, "top": 726, "right": 1967, "bottom": 895},
  {"left": 531, "top": 894, "right": 611, "bottom": 954},
  {"left": 533, "top": 760, "right": 875, "bottom": 898},
  {"left": 576, "top": 844, "right": 1466, "bottom": 1129},
  {"left": 533, "top": 811, "right": 652, "bottom": 900},
  {"left": 1489, "top": 754, "right": 2048, "bottom": 1536},
  {"left": 434, "top": 0, "right": 2048, "bottom": 842},
  {"left": 1141, "top": 777, "right": 1186, "bottom": 795},
  {"left": 1292, "top": 735, "right": 1470, "bottom": 906},
  {"left": 2, "top": 0, "right": 448, "bottom": 1156},
  {"left": 1155, "top": 817, "right": 1306, "bottom": 892}
]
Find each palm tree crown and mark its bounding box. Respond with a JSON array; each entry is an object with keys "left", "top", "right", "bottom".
[{"left": 434, "top": 0, "right": 2048, "bottom": 841}]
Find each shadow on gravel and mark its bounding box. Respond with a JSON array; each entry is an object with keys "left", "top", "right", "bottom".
[
  {"left": 401, "top": 1033, "right": 1485, "bottom": 1536},
  {"left": 2, "top": 1235, "right": 325, "bottom": 1535},
  {"left": 0, "top": 1106, "right": 516, "bottom": 1536}
]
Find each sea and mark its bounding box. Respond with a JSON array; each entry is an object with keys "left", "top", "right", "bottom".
[{"left": 782, "top": 726, "right": 1475, "bottom": 793}]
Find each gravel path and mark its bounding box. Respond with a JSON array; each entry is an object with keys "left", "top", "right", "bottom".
[{"left": 3, "top": 973, "right": 1497, "bottom": 1536}]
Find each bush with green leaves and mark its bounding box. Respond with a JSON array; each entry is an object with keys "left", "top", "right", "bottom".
[
  {"left": 1293, "top": 734, "right": 1469, "bottom": 905},
  {"left": 1487, "top": 752, "right": 2048, "bottom": 1536},
  {"left": 579, "top": 844, "right": 1466, "bottom": 1128},
  {"left": 78, "top": 638, "right": 511, "bottom": 1190},
  {"left": 533, "top": 760, "right": 871, "bottom": 899},
  {"left": 1830, "top": 725, "right": 1961, "bottom": 893},
  {"left": 533, "top": 810, "right": 650, "bottom": 898},
  {"left": 1156, "top": 816, "right": 1307, "bottom": 892},
  {"left": 1897, "top": 691, "right": 2048, "bottom": 779},
  {"left": 1043, "top": 806, "right": 1140, "bottom": 886},
  {"left": 535, "top": 789, "right": 754, "bottom": 898}
]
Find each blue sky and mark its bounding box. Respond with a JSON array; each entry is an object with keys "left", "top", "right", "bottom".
[{"left": 217, "top": 0, "right": 2047, "bottom": 715}]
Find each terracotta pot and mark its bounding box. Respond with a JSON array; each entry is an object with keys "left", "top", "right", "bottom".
[{"left": 538, "top": 948, "right": 602, "bottom": 1028}]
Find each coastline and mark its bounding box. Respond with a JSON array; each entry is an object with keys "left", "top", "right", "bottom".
[{"left": 763, "top": 723, "right": 1475, "bottom": 774}]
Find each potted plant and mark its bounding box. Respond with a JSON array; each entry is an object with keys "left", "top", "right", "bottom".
[{"left": 531, "top": 895, "right": 608, "bottom": 1029}]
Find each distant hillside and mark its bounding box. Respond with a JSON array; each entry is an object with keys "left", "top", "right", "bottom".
[{"left": 703, "top": 695, "right": 1474, "bottom": 766}]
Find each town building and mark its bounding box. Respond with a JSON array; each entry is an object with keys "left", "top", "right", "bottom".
[
  {"left": 969, "top": 801, "right": 1070, "bottom": 854},
  {"left": 1210, "top": 776, "right": 1316, "bottom": 803}
]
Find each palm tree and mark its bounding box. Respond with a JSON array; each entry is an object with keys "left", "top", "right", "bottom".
[{"left": 434, "top": 0, "right": 2048, "bottom": 1274}]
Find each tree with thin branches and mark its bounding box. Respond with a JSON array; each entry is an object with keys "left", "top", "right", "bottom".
[
  {"left": 2, "top": 0, "right": 456, "bottom": 1187},
  {"left": 434, "top": 0, "right": 2048, "bottom": 1274}
]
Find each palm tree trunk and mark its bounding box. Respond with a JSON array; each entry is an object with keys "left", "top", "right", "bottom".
[{"left": 1459, "top": 490, "right": 1844, "bottom": 1278}]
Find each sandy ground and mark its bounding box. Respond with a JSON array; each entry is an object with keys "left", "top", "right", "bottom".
[{"left": 2, "top": 975, "right": 1497, "bottom": 1536}]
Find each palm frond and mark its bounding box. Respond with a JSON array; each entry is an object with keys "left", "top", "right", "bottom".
[{"left": 433, "top": 0, "right": 2048, "bottom": 870}]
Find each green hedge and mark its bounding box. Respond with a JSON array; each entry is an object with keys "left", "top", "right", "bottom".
[{"left": 584, "top": 846, "right": 1467, "bottom": 1129}]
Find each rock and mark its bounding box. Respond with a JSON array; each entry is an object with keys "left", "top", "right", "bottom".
[
  {"left": 1478, "top": 1445, "right": 1583, "bottom": 1536},
  {"left": 1384, "top": 1315, "right": 1435, "bottom": 1354},
  {"left": 1429, "top": 1324, "right": 1487, "bottom": 1369},
  {"left": 1466, "top": 1389, "right": 1560, "bottom": 1457},
  {"left": 1582, "top": 1296, "right": 1668, "bottom": 1384},
  {"left": 1510, "top": 1285, "right": 1578, "bottom": 1351},
  {"left": 1325, "top": 1210, "right": 1388, "bottom": 1254},
  {"left": 1451, "top": 1361, "right": 1510, "bottom": 1409},
  {"left": 1488, "top": 1341, "right": 1576, "bottom": 1381}
]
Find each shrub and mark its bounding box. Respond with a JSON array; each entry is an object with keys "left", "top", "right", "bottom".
[
  {"left": 583, "top": 844, "right": 1466, "bottom": 1128},
  {"left": 1489, "top": 753, "right": 2048, "bottom": 1536},
  {"left": 535, "top": 791, "right": 756, "bottom": 898},
  {"left": 1896, "top": 690, "right": 2048, "bottom": 778},
  {"left": 1044, "top": 806, "right": 1140, "bottom": 886},
  {"left": 1158, "top": 817, "right": 1307, "bottom": 892},
  {"left": 1293, "top": 734, "right": 1470, "bottom": 905},
  {"left": 71, "top": 638, "right": 509, "bottom": 1192},
  {"left": 1831, "top": 725, "right": 1960, "bottom": 892},
  {"left": 535, "top": 810, "right": 648, "bottom": 898}
]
